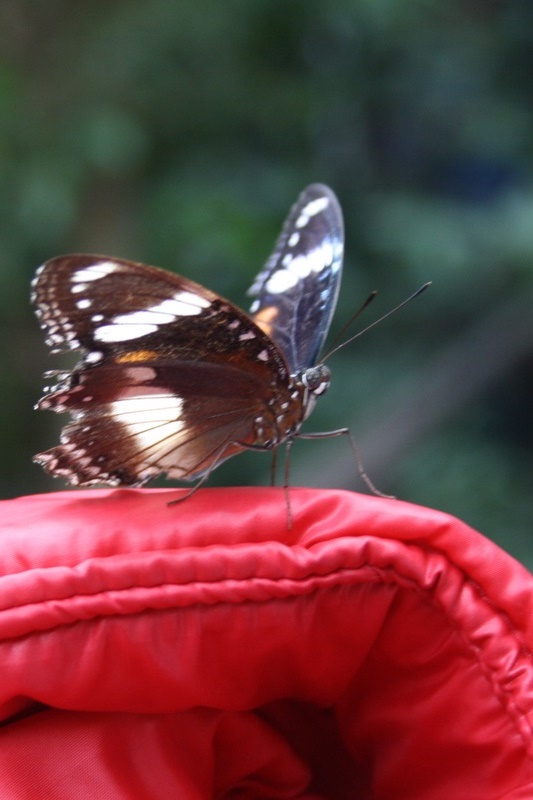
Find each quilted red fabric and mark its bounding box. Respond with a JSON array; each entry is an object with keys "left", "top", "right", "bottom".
[{"left": 0, "top": 487, "right": 532, "bottom": 799}]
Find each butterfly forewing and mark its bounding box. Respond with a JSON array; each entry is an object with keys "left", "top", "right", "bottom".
[
  {"left": 32, "top": 184, "right": 344, "bottom": 489},
  {"left": 248, "top": 183, "right": 344, "bottom": 372}
]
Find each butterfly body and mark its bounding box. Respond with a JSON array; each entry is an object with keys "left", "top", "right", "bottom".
[{"left": 32, "top": 184, "right": 343, "bottom": 488}]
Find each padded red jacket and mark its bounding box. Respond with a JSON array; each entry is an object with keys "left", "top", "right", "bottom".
[{"left": 0, "top": 487, "right": 532, "bottom": 799}]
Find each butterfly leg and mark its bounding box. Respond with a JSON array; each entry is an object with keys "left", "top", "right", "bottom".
[
  {"left": 269, "top": 449, "right": 278, "bottom": 487},
  {"left": 236, "top": 440, "right": 294, "bottom": 530},
  {"left": 167, "top": 439, "right": 285, "bottom": 511},
  {"left": 167, "top": 439, "right": 246, "bottom": 507},
  {"left": 282, "top": 439, "right": 294, "bottom": 530},
  {"left": 296, "top": 427, "right": 395, "bottom": 499},
  {"left": 166, "top": 469, "right": 213, "bottom": 506}
]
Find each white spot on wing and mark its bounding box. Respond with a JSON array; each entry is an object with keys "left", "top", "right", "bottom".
[
  {"left": 171, "top": 291, "right": 211, "bottom": 312},
  {"left": 111, "top": 395, "right": 185, "bottom": 453},
  {"left": 265, "top": 270, "right": 298, "bottom": 294},
  {"left": 124, "top": 367, "right": 157, "bottom": 382},
  {"left": 266, "top": 241, "right": 334, "bottom": 295},
  {"left": 307, "top": 241, "right": 334, "bottom": 273},
  {"left": 93, "top": 292, "right": 212, "bottom": 343},
  {"left": 71, "top": 261, "right": 119, "bottom": 283},
  {"left": 284, "top": 254, "right": 311, "bottom": 278},
  {"left": 94, "top": 323, "right": 159, "bottom": 343},
  {"left": 76, "top": 298, "right": 92, "bottom": 310},
  {"left": 85, "top": 351, "right": 104, "bottom": 364},
  {"left": 295, "top": 196, "right": 329, "bottom": 228}
]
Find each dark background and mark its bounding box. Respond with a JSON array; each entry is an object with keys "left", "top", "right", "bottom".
[{"left": 1, "top": 2, "right": 532, "bottom": 564}]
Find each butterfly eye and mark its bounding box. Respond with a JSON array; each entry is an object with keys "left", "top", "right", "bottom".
[{"left": 301, "top": 364, "right": 331, "bottom": 396}]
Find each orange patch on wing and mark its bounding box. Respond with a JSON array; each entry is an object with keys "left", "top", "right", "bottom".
[
  {"left": 252, "top": 306, "right": 279, "bottom": 337},
  {"left": 115, "top": 350, "right": 159, "bottom": 363}
]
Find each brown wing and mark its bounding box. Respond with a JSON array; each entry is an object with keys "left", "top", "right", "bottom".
[
  {"left": 34, "top": 361, "right": 293, "bottom": 486},
  {"left": 32, "top": 254, "right": 289, "bottom": 381},
  {"left": 32, "top": 255, "right": 309, "bottom": 487}
]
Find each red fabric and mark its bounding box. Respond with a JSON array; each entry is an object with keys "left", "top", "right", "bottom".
[{"left": 0, "top": 487, "right": 532, "bottom": 798}]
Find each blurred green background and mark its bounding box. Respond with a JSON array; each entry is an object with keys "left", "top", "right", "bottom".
[{"left": 1, "top": 1, "right": 532, "bottom": 563}]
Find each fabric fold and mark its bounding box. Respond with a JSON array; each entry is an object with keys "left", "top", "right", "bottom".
[{"left": 0, "top": 487, "right": 532, "bottom": 798}]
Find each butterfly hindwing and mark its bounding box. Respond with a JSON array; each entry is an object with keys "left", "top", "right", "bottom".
[{"left": 35, "top": 360, "right": 284, "bottom": 486}]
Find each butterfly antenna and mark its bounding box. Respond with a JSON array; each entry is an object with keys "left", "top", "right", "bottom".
[
  {"left": 323, "top": 291, "right": 377, "bottom": 358},
  {"left": 323, "top": 282, "right": 431, "bottom": 362}
]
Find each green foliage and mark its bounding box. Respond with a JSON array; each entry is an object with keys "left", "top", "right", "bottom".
[{"left": 0, "top": 0, "right": 532, "bottom": 562}]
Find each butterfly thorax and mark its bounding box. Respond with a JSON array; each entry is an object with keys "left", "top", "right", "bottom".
[{"left": 253, "top": 364, "right": 330, "bottom": 448}]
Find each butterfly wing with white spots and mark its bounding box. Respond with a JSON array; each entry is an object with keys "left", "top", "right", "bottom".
[
  {"left": 32, "top": 184, "right": 344, "bottom": 488},
  {"left": 248, "top": 183, "right": 343, "bottom": 372}
]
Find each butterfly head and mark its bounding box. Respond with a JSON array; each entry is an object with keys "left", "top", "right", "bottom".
[
  {"left": 298, "top": 363, "right": 331, "bottom": 422},
  {"left": 300, "top": 363, "right": 331, "bottom": 396}
]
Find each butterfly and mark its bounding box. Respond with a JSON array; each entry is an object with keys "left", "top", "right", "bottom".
[{"left": 32, "top": 183, "right": 345, "bottom": 490}]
